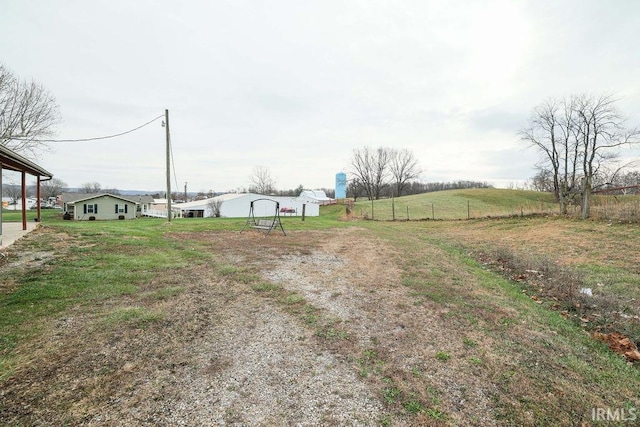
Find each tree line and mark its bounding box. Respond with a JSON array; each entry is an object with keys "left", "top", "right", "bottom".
[
  {"left": 348, "top": 147, "right": 421, "bottom": 200},
  {"left": 345, "top": 146, "right": 493, "bottom": 200},
  {"left": 0, "top": 179, "right": 124, "bottom": 205}
]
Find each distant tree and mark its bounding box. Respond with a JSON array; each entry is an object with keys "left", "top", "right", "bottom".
[
  {"left": 404, "top": 180, "right": 493, "bottom": 194},
  {"left": 40, "top": 177, "right": 66, "bottom": 200},
  {"left": 590, "top": 160, "right": 638, "bottom": 193},
  {"left": 80, "top": 182, "right": 102, "bottom": 193},
  {"left": 320, "top": 187, "right": 335, "bottom": 198},
  {"left": 207, "top": 198, "right": 223, "bottom": 217},
  {"left": 103, "top": 187, "right": 120, "bottom": 195},
  {"left": 529, "top": 169, "right": 555, "bottom": 193},
  {"left": 389, "top": 148, "right": 421, "bottom": 196},
  {"left": 274, "top": 184, "right": 304, "bottom": 197},
  {"left": 350, "top": 147, "right": 391, "bottom": 200},
  {"left": 347, "top": 178, "right": 364, "bottom": 201},
  {"left": 620, "top": 171, "right": 640, "bottom": 193},
  {"left": 0, "top": 63, "right": 60, "bottom": 159},
  {"left": 603, "top": 169, "right": 640, "bottom": 194},
  {"left": 3, "top": 182, "right": 21, "bottom": 204},
  {"left": 248, "top": 166, "right": 276, "bottom": 194}
]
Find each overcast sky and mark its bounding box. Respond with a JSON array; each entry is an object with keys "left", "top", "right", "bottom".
[{"left": 2, "top": 0, "right": 640, "bottom": 194}]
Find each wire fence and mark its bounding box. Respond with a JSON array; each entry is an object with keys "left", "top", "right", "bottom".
[
  {"left": 350, "top": 196, "right": 640, "bottom": 222},
  {"left": 581, "top": 198, "right": 640, "bottom": 222}
]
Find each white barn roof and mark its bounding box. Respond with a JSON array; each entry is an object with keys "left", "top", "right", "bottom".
[{"left": 296, "top": 190, "right": 334, "bottom": 205}]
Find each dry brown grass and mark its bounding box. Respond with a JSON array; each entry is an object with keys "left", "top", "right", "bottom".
[{"left": 419, "top": 217, "right": 640, "bottom": 342}]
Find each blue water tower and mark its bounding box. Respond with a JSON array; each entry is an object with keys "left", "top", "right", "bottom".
[{"left": 335, "top": 172, "right": 347, "bottom": 199}]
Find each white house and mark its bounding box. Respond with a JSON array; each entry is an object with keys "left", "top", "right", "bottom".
[
  {"left": 175, "top": 193, "right": 320, "bottom": 218},
  {"left": 63, "top": 193, "right": 138, "bottom": 220},
  {"left": 127, "top": 194, "right": 155, "bottom": 216}
]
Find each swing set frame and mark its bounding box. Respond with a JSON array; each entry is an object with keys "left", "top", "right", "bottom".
[{"left": 240, "top": 198, "right": 286, "bottom": 237}]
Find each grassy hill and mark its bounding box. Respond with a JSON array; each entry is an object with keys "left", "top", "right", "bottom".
[
  {"left": 351, "top": 187, "right": 640, "bottom": 221},
  {"left": 351, "top": 188, "right": 558, "bottom": 220}
]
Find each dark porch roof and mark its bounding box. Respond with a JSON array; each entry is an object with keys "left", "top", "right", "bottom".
[
  {"left": 1, "top": 143, "right": 54, "bottom": 235},
  {"left": 0, "top": 144, "right": 53, "bottom": 179}
]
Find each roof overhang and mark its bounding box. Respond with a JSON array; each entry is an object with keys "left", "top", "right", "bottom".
[
  {"left": 67, "top": 193, "right": 140, "bottom": 205},
  {"left": 0, "top": 144, "right": 53, "bottom": 179}
]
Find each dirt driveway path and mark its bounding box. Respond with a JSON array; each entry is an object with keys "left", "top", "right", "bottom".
[
  {"left": 155, "top": 227, "right": 496, "bottom": 426},
  {"left": 2, "top": 227, "right": 517, "bottom": 426}
]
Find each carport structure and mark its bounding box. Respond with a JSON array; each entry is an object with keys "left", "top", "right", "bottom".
[{"left": 0, "top": 144, "right": 53, "bottom": 245}]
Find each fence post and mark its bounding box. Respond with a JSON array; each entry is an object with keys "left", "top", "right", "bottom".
[
  {"left": 407, "top": 206, "right": 409, "bottom": 220},
  {"left": 371, "top": 199, "right": 374, "bottom": 220},
  {"left": 392, "top": 196, "right": 395, "bottom": 221},
  {"left": 467, "top": 200, "right": 470, "bottom": 220},
  {"left": 432, "top": 203, "right": 434, "bottom": 220}
]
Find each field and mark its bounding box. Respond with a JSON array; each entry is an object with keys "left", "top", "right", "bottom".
[
  {"left": 1, "top": 190, "right": 639, "bottom": 426},
  {"left": 351, "top": 188, "right": 640, "bottom": 222}
]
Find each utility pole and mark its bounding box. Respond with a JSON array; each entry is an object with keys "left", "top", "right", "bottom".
[
  {"left": 184, "top": 181, "right": 188, "bottom": 202},
  {"left": 165, "top": 109, "right": 171, "bottom": 222}
]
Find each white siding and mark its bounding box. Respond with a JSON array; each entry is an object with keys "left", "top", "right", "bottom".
[
  {"left": 176, "top": 193, "right": 320, "bottom": 218},
  {"left": 74, "top": 195, "right": 137, "bottom": 220},
  {"left": 220, "top": 195, "right": 319, "bottom": 218}
]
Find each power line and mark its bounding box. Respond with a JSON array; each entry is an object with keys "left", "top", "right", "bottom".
[{"left": 10, "top": 114, "right": 165, "bottom": 143}]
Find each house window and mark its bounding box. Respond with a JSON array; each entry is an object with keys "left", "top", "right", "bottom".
[
  {"left": 83, "top": 203, "right": 98, "bottom": 214},
  {"left": 115, "top": 204, "right": 129, "bottom": 214}
]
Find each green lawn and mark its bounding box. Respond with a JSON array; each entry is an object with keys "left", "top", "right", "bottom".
[{"left": 353, "top": 188, "right": 558, "bottom": 220}]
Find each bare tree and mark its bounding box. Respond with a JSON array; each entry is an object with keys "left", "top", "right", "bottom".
[
  {"left": 40, "top": 177, "right": 67, "bottom": 201},
  {"left": 347, "top": 177, "right": 364, "bottom": 201},
  {"left": 388, "top": 148, "right": 421, "bottom": 196},
  {"left": 521, "top": 94, "right": 639, "bottom": 217},
  {"left": 103, "top": 187, "right": 121, "bottom": 195},
  {"left": 520, "top": 97, "right": 580, "bottom": 214},
  {"left": 3, "top": 182, "right": 22, "bottom": 204},
  {"left": 0, "top": 64, "right": 60, "bottom": 158},
  {"left": 520, "top": 99, "right": 560, "bottom": 197},
  {"left": 249, "top": 166, "right": 276, "bottom": 194},
  {"left": 207, "top": 198, "right": 223, "bottom": 217},
  {"left": 350, "top": 147, "right": 391, "bottom": 200},
  {"left": 80, "top": 182, "right": 102, "bottom": 193},
  {"left": 529, "top": 168, "right": 555, "bottom": 193},
  {"left": 573, "top": 94, "right": 640, "bottom": 218},
  {"left": 611, "top": 169, "right": 640, "bottom": 194}
]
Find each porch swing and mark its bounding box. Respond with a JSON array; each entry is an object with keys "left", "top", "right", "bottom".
[{"left": 240, "top": 198, "right": 286, "bottom": 237}]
